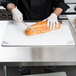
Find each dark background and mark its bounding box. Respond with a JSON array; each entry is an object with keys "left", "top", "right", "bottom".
[{"left": 0, "top": 0, "right": 2, "bottom": 5}]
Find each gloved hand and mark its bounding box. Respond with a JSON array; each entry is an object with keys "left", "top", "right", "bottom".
[
  {"left": 12, "top": 7, "right": 23, "bottom": 22},
  {"left": 47, "top": 13, "right": 58, "bottom": 29}
]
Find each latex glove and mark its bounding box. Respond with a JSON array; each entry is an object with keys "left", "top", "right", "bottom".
[
  {"left": 12, "top": 7, "right": 23, "bottom": 22},
  {"left": 47, "top": 13, "right": 58, "bottom": 29}
]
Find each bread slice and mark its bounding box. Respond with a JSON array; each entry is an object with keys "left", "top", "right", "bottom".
[{"left": 25, "top": 21, "right": 61, "bottom": 36}]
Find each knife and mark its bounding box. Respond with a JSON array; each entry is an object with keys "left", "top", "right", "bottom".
[{"left": 22, "top": 21, "right": 35, "bottom": 31}]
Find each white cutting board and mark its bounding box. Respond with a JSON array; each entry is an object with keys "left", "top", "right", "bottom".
[
  {"left": 67, "top": 15, "right": 76, "bottom": 32},
  {"left": 2, "top": 21, "right": 75, "bottom": 46}
]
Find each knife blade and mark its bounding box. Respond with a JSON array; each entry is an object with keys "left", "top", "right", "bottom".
[{"left": 22, "top": 21, "right": 35, "bottom": 31}]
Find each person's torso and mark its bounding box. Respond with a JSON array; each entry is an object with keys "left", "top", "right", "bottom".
[{"left": 17, "top": 0, "right": 54, "bottom": 20}]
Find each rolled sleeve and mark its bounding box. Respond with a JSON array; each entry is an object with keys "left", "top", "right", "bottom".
[
  {"left": 53, "top": 0, "right": 70, "bottom": 13},
  {"left": 1, "top": 0, "right": 17, "bottom": 9}
]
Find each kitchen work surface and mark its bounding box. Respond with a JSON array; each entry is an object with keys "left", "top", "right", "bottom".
[
  {"left": 22, "top": 72, "right": 67, "bottom": 76},
  {"left": 1, "top": 20, "right": 75, "bottom": 47},
  {"left": 67, "top": 15, "right": 76, "bottom": 32},
  {"left": 0, "top": 20, "right": 76, "bottom": 66}
]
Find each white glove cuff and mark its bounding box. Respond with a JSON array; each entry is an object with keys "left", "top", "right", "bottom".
[
  {"left": 12, "top": 7, "right": 18, "bottom": 14},
  {"left": 51, "top": 13, "right": 57, "bottom": 18}
]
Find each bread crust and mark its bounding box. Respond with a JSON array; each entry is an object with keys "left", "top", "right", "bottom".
[{"left": 25, "top": 21, "right": 61, "bottom": 36}]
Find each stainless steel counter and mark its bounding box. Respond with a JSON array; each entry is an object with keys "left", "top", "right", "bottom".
[{"left": 0, "top": 20, "right": 76, "bottom": 66}]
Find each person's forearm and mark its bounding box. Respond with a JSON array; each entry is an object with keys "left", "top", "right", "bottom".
[
  {"left": 53, "top": 8, "right": 63, "bottom": 17},
  {"left": 7, "top": 3, "right": 16, "bottom": 11}
]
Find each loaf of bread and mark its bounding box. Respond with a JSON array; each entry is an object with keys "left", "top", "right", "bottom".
[
  {"left": 74, "top": 19, "right": 76, "bottom": 28},
  {"left": 25, "top": 21, "right": 61, "bottom": 36}
]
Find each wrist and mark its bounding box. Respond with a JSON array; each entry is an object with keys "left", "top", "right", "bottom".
[
  {"left": 7, "top": 3, "right": 16, "bottom": 11},
  {"left": 53, "top": 8, "right": 63, "bottom": 17}
]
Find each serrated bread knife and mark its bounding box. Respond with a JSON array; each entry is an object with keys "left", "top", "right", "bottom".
[{"left": 22, "top": 21, "right": 35, "bottom": 31}]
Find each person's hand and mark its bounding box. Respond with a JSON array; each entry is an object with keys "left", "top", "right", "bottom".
[
  {"left": 11, "top": 7, "right": 23, "bottom": 22},
  {"left": 47, "top": 13, "right": 58, "bottom": 29}
]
